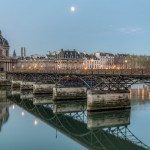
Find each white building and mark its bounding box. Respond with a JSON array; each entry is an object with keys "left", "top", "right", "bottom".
[{"left": 83, "top": 52, "right": 114, "bottom": 69}]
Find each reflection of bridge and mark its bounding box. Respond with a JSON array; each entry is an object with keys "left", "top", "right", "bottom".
[
  {"left": 9, "top": 94, "right": 150, "bottom": 150},
  {"left": 7, "top": 69, "right": 150, "bottom": 90}
]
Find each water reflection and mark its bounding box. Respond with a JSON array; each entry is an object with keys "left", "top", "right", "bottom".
[
  {"left": 0, "top": 88, "right": 10, "bottom": 132},
  {"left": 0, "top": 102, "right": 10, "bottom": 131},
  {"left": 20, "top": 90, "right": 33, "bottom": 100},
  {"left": 0, "top": 85, "right": 149, "bottom": 150},
  {"left": 130, "top": 85, "right": 150, "bottom": 106},
  {"left": 87, "top": 110, "right": 130, "bottom": 129},
  {"left": 8, "top": 92, "right": 149, "bottom": 150},
  {"left": 53, "top": 100, "right": 86, "bottom": 114},
  {"left": 33, "top": 94, "right": 53, "bottom": 105}
]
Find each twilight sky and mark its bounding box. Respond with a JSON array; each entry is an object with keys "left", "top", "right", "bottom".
[{"left": 0, "top": 0, "right": 150, "bottom": 56}]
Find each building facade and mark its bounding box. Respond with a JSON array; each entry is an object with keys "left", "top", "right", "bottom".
[
  {"left": 83, "top": 52, "right": 114, "bottom": 69},
  {"left": 0, "top": 31, "right": 17, "bottom": 71},
  {"left": 16, "top": 59, "right": 55, "bottom": 71},
  {"left": 0, "top": 32, "right": 131, "bottom": 72},
  {"left": 0, "top": 31, "right": 9, "bottom": 57}
]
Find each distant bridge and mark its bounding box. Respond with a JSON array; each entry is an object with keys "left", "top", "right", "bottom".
[
  {"left": 8, "top": 94, "right": 150, "bottom": 150},
  {"left": 6, "top": 69, "right": 150, "bottom": 90}
]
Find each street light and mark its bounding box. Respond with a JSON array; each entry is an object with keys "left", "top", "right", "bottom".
[
  {"left": 90, "top": 59, "right": 94, "bottom": 89},
  {"left": 82, "top": 62, "right": 85, "bottom": 69},
  {"left": 21, "top": 65, "right": 24, "bottom": 71},
  {"left": 12, "top": 65, "right": 15, "bottom": 71},
  {"left": 57, "top": 64, "right": 60, "bottom": 73},
  {"left": 125, "top": 60, "right": 127, "bottom": 69}
]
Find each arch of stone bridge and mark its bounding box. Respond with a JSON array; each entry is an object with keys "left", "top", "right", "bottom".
[{"left": 9, "top": 96, "right": 150, "bottom": 150}]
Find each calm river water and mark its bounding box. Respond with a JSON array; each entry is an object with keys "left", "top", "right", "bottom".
[{"left": 0, "top": 84, "right": 150, "bottom": 150}]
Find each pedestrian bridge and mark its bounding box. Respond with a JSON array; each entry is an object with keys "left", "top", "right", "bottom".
[{"left": 6, "top": 69, "right": 150, "bottom": 90}]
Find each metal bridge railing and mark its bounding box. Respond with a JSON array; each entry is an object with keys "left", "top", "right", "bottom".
[{"left": 6, "top": 69, "right": 150, "bottom": 76}]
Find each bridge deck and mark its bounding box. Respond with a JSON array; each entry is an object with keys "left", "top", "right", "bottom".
[{"left": 6, "top": 69, "right": 150, "bottom": 76}]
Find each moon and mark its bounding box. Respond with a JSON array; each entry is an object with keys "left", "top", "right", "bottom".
[{"left": 70, "top": 6, "right": 76, "bottom": 12}]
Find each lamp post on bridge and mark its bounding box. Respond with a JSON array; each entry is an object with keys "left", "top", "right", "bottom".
[
  {"left": 12, "top": 65, "right": 15, "bottom": 71},
  {"left": 90, "top": 58, "right": 94, "bottom": 89},
  {"left": 125, "top": 60, "right": 127, "bottom": 69}
]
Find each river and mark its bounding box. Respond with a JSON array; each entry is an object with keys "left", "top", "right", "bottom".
[{"left": 0, "top": 84, "right": 149, "bottom": 150}]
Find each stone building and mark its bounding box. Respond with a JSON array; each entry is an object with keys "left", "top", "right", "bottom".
[
  {"left": 56, "top": 49, "right": 82, "bottom": 59},
  {"left": 15, "top": 59, "right": 55, "bottom": 71},
  {"left": 0, "top": 31, "right": 9, "bottom": 57},
  {"left": 83, "top": 52, "right": 114, "bottom": 69},
  {"left": 54, "top": 49, "right": 84, "bottom": 70},
  {"left": 0, "top": 31, "right": 17, "bottom": 71}
]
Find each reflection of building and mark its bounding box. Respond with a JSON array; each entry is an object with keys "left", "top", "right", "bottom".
[
  {"left": 0, "top": 31, "right": 17, "bottom": 71},
  {"left": 0, "top": 102, "right": 10, "bottom": 131}
]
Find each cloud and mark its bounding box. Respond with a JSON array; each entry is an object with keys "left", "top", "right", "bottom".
[{"left": 118, "top": 27, "right": 143, "bottom": 34}]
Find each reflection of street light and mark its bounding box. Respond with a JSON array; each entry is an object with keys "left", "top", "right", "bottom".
[
  {"left": 21, "top": 111, "right": 25, "bottom": 117},
  {"left": 34, "top": 119, "right": 38, "bottom": 126},
  {"left": 12, "top": 105, "right": 15, "bottom": 110},
  {"left": 125, "top": 60, "right": 127, "bottom": 69}
]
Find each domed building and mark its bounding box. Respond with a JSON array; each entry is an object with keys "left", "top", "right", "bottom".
[
  {"left": 0, "top": 31, "right": 9, "bottom": 57},
  {"left": 0, "top": 31, "right": 17, "bottom": 72}
]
